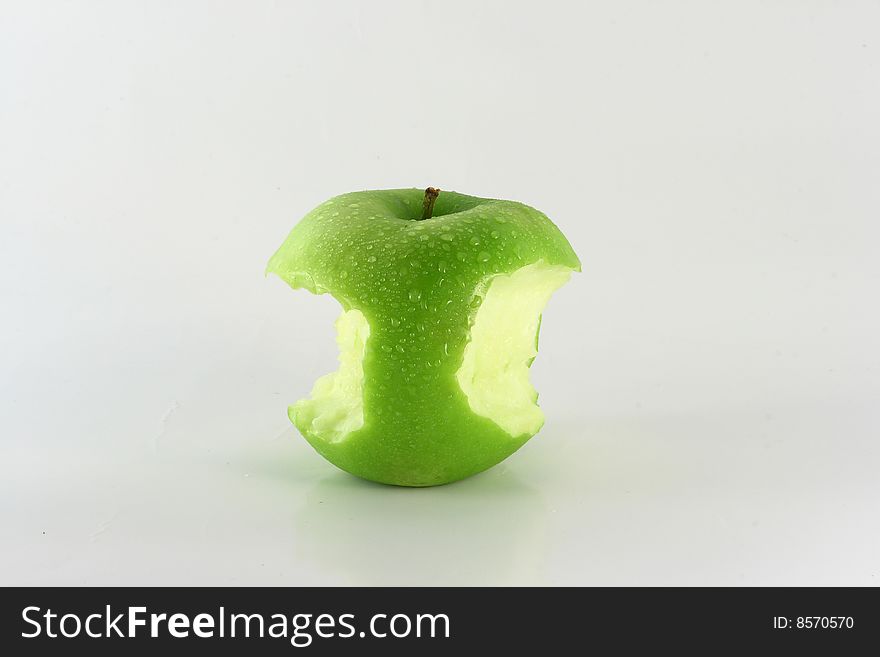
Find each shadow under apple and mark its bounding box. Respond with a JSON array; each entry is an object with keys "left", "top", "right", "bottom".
[{"left": 291, "top": 465, "right": 549, "bottom": 586}]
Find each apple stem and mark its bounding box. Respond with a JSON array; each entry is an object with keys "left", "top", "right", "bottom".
[{"left": 420, "top": 187, "right": 440, "bottom": 220}]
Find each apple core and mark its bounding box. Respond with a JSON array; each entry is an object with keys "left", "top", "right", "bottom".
[{"left": 268, "top": 187, "right": 580, "bottom": 486}]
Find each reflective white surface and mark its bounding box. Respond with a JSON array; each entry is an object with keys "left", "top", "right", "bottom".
[{"left": 2, "top": 1, "right": 878, "bottom": 585}]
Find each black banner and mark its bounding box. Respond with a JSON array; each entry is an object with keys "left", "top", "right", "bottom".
[{"left": 1, "top": 587, "right": 876, "bottom": 653}]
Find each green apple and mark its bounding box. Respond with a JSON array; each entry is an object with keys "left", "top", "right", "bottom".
[{"left": 267, "top": 188, "right": 580, "bottom": 486}]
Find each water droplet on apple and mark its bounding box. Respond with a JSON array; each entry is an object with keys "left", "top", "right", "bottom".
[
  {"left": 408, "top": 289, "right": 421, "bottom": 302},
  {"left": 491, "top": 230, "right": 500, "bottom": 239},
  {"left": 395, "top": 344, "right": 405, "bottom": 353},
  {"left": 477, "top": 251, "right": 491, "bottom": 262},
  {"left": 438, "top": 261, "right": 448, "bottom": 273},
  {"left": 439, "top": 233, "right": 455, "bottom": 242},
  {"left": 470, "top": 236, "right": 481, "bottom": 246},
  {"left": 367, "top": 255, "right": 377, "bottom": 263},
  {"left": 390, "top": 317, "right": 400, "bottom": 327}
]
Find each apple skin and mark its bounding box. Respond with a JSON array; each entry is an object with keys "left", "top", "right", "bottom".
[{"left": 268, "top": 189, "right": 580, "bottom": 486}]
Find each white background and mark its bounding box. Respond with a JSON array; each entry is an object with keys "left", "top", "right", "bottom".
[{"left": 2, "top": 1, "right": 878, "bottom": 585}]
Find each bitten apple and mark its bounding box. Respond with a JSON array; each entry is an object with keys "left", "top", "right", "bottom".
[{"left": 268, "top": 188, "right": 580, "bottom": 486}]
